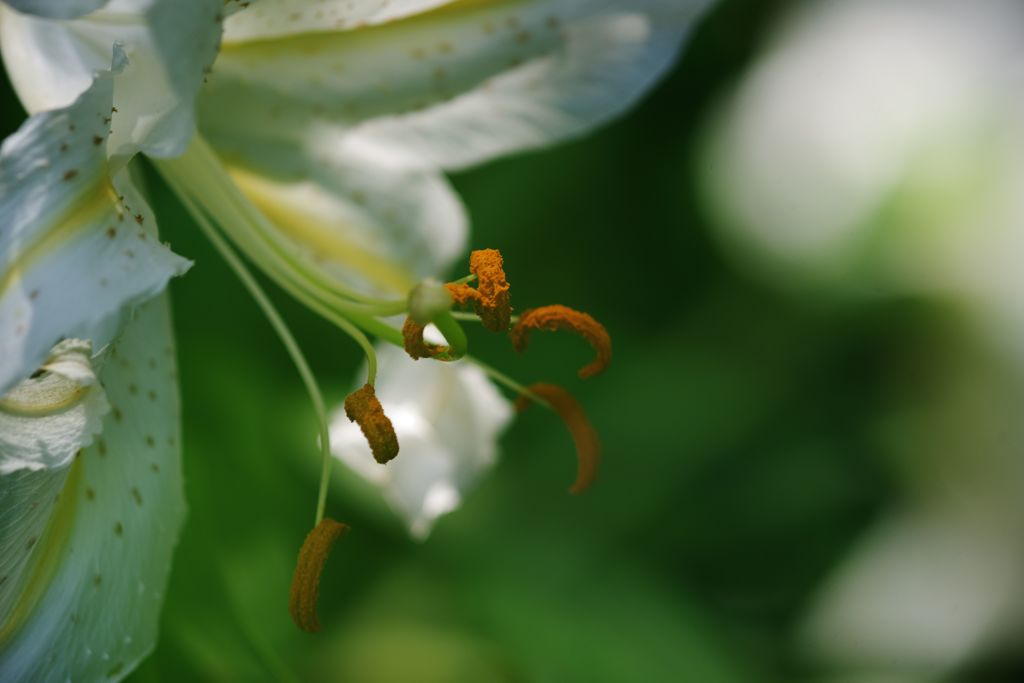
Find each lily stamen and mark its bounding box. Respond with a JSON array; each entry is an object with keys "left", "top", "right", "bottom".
[
  {"left": 515, "top": 383, "right": 601, "bottom": 495},
  {"left": 289, "top": 518, "right": 350, "bottom": 633},
  {"left": 343, "top": 384, "right": 399, "bottom": 464},
  {"left": 510, "top": 305, "right": 612, "bottom": 379},
  {"left": 444, "top": 248, "right": 513, "bottom": 333},
  {"left": 469, "top": 249, "right": 512, "bottom": 333},
  {"left": 401, "top": 310, "right": 468, "bottom": 362},
  {"left": 402, "top": 317, "right": 447, "bottom": 360}
]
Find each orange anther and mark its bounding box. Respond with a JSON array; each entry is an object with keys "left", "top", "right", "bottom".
[
  {"left": 402, "top": 317, "right": 446, "bottom": 360},
  {"left": 445, "top": 282, "right": 480, "bottom": 308},
  {"left": 510, "top": 305, "right": 612, "bottom": 379},
  {"left": 344, "top": 384, "right": 399, "bottom": 464},
  {"left": 445, "top": 250, "right": 512, "bottom": 332},
  {"left": 289, "top": 518, "right": 351, "bottom": 633},
  {"left": 515, "top": 383, "right": 600, "bottom": 495},
  {"left": 469, "top": 249, "right": 511, "bottom": 332}
]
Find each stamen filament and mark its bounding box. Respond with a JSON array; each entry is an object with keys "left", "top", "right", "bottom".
[
  {"left": 515, "top": 383, "right": 600, "bottom": 495},
  {"left": 164, "top": 175, "right": 337, "bottom": 525},
  {"left": 154, "top": 139, "right": 409, "bottom": 350},
  {"left": 166, "top": 137, "right": 405, "bottom": 308},
  {"left": 450, "top": 311, "right": 521, "bottom": 325},
  {"left": 432, "top": 312, "right": 468, "bottom": 360},
  {"left": 155, "top": 141, "right": 411, "bottom": 369},
  {"left": 463, "top": 355, "right": 553, "bottom": 411}
]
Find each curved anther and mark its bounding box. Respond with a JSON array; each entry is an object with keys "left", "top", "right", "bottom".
[
  {"left": 444, "top": 249, "right": 512, "bottom": 332},
  {"left": 510, "top": 305, "right": 612, "bottom": 379},
  {"left": 515, "top": 383, "right": 600, "bottom": 495},
  {"left": 289, "top": 518, "right": 351, "bottom": 633},
  {"left": 402, "top": 317, "right": 446, "bottom": 360},
  {"left": 469, "top": 249, "right": 511, "bottom": 332},
  {"left": 445, "top": 282, "right": 480, "bottom": 308},
  {"left": 401, "top": 312, "right": 467, "bottom": 362},
  {"left": 344, "top": 383, "right": 399, "bottom": 464}
]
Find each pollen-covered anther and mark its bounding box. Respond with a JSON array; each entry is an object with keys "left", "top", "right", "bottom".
[
  {"left": 444, "top": 249, "right": 512, "bottom": 332},
  {"left": 289, "top": 518, "right": 351, "bottom": 633},
  {"left": 515, "top": 383, "right": 600, "bottom": 495},
  {"left": 510, "top": 305, "right": 612, "bottom": 379},
  {"left": 470, "top": 249, "right": 512, "bottom": 332},
  {"left": 445, "top": 282, "right": 480, "bottom": 308},
  {"left": 402, "top": 317, "right": 448, "bottom": 361},
  {"left": 344, "top": 383, "right": 400, "bottom": 464}
]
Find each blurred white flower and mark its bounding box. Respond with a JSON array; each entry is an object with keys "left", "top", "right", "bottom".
[
  {"left": 330, "top": 344, "right": 513, "bottom": 539},
  {"left": 703, "top": 0, "right": 1024, "bottom": 358},
  {"left": 702, "top": 0, "right": 1024, "bottom": 675}
]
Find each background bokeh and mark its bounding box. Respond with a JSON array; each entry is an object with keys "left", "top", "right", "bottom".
[{"left": 4, "top": 1, "right": 1024, "bottom": 681}]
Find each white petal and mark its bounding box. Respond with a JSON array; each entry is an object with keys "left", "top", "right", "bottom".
[
  {"left": 340, "top": 0, "right": 712, "bottom": 170},
  {"left": 330, "top": 344, "right": 513, "bottom": 538},
  {"left": 3, "top": 0, "right": 108, "bottom": 19},
  {"left": 200, "top": 0, "right": 710, "bottom": 171},
  {"left": 214, "top": 141, "right": 467, "bottom": 297},
  {"left": 799, "top": 506, "right": 1021, "bottom": 673},
  {"left": 0, "top": 295, "right": 186, "bottom": 682},
  {"left": 0, "top": 0, "right": 223, "bottom": 157},
  {"left": 223, "top": 0, "right": 456, "bottom": 42},
  {"left": 0, "top": 339, "right": 108, "bottom": 636},
  {"left": 0, "top": 339, "right": 109, "bottom": 475},
  {"left": 701, "top": 0, "right": 1024, "bottom": 284},
  {"left": 0, "top": 63, "right": 191, "bottom": 395}
]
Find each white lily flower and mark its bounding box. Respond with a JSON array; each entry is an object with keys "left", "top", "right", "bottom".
[
  {"left": 330, "top": 343, "right": 513, "bottom": 539},
  {"left": 1, "top": 0, "right": 711, "bottom": 662},
  {"left": 191, "top": 0, "right": 707, "bottom": 542}
]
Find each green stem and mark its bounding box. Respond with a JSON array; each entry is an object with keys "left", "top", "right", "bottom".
[
  {"left": 433, "top": 311, "right": 468, "bottom": 360},
  {"left": 165, "top": 175, "right": 335, "bottom": 526},
  {"left": 464, "top": 356, "right": 553, "bottom": 411},
  {"left": 450, "top": 311, "right": 521, "bottom": 325}
]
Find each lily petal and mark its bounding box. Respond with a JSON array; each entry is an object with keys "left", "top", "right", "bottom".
[
  {"left": 223, "top": 0, "right": 457, "bottom": 42},
  {"left": 0, "top": 338, "right": 108, "bottom": 637},
  {"left": 0, "top": 295, "right": 186, "bottom": 682},
  {"left": 201, "top": 0, "right": 710, "bottom": 171},
  {"left": 330, "top": 344, "right": 512, "bottom": 539},
  {"left": 0, "top": 0, "right": 224, "bottom": 157},
  {"left": 212, "top": 139, "right": 467, "bottom": 297},
  {"left": 0, "top": 339, "right": 109, "bottom": 475},
  {"left": 799, "top": 506, "right": 1021, "bottom": 673},
  {"left": 0, "top": 61, "right": 191, "bottom": 395},
  {"left": 3, "top": 0, "right": 108, "bottom": 20}
]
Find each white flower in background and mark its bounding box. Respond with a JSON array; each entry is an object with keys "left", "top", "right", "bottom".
[
  {"left": 702, "top": 0, "right": 1024, "bottom": 676},
  {"left": 331, "top": 344, "right": 513, "bottom": 539},
  {"left": 703, "top": 0, "right": 1024, "bottom": 358},
  {"left": 1, "top": 0, "right": 713, "bottom": 669}
]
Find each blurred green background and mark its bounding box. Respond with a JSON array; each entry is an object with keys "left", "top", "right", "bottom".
[{"left": 5, "top": 1, "right": 1023, "bottom": 681}]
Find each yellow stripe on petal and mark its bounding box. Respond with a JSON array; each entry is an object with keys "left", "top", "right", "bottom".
[
  {"left": 0, "top": 178, "right": 117, "bottom": 301},
  {"left": 0, "top": 459, "right": 80, "bottom": 644},
  {"left": 0, "top": 59, "right": 191, "bottom": 395},
  {"left": 227, "top": 165, "right": 420, "bottom": 295},
  {"left": 0, "top": 296, "right": 186, "bottom": 681}
]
